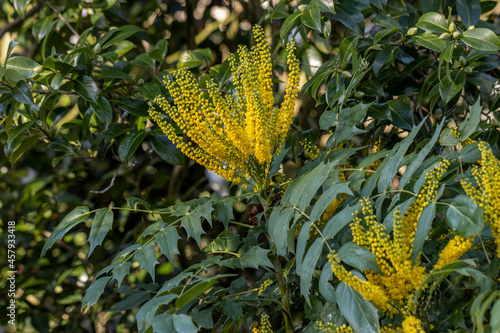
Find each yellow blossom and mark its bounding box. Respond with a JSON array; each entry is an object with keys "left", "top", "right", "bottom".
[
  {"left": 461, "top": 142, "right": 500, "bottom": 257},
  {"left": 252, "top": 313, "right": 273, "bottom": 333},
  {"left": 316, "top": 322, "right": 353, "bottom": 333},
  {"left": 434, "top": 235, "right": 473, "bottom": 270},
  {"left": 329, "top": 161, "right": 450, "bottom": 317},
  {"left": 149, "top": 25, "right": 300, "bottom": 190},
  {"left": 257, "top": 279, "right": 273, "bottom": 296},
  {"left": 401, "top": 315, "right": 425, "bottom": 333}
]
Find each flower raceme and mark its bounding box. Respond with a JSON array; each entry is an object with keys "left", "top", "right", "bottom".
[{"left": 149, "top": 26, "right": 300, "bottom": 189}]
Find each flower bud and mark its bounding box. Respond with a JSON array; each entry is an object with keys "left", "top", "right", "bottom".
[
  {"left": 298, "top": 5, "right": 308, "bottom": 12},
  {"left": 434, "top": 109, "right": 443, "bottom": 118},
  {"left": 439, "top": 33, "right": 450, "bottom": 40},
  {"left": 464, "top": 66, "right": 472, "bottom": 74},
  {"left": 354, "top": 91, "right": 365, "bottom": 99},
  {"left": 96, "top": 55, "right": 103, "bottom": 63},
  {"left": 452, "top": 31, "right": 460, "bottom": 39},
  {"left": 137, "top": 78, "right": 145, "bottom": 86},
  {"left": 468, "top": 25, "right": 475, "bottom": 30},
  {"left": 407, "top": 27, "right": 418, "bottom": 36},
  {"left": 459, "top": 56, "right": 467, "bottom": 67},
  {"left": 33, "top": 65, "right": 44, "bottom": 73},
  {"left": 341, "top": 71, "right": 352, "bottom": 79},
  {"left": 448, "top": 23, "right": 456, "bottom": 33},
  {"left": 93, "top": 43, "right": 101, "bottom": 54}
]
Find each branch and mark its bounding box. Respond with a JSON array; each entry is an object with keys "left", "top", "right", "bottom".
[
  {"left": 89, "top": 161, "right": 137, "bottom": 194},
  {"left": 44, "top": 0, "right": 80, "bottom": 39},
  {"left": 0, "top": 2, "right": 42, "bottom": 39}
]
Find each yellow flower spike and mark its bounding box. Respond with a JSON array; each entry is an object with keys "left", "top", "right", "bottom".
[
  {"left": 434, "top": 235, "right": 474, "bottom": 270},
  {"left": 461, "top": 142, "right": 500, "bottom": 256},
  {"left": 401, "top": 315, "right": 425, "bottom": 333},
  {"left": 149, "top": 25, "right": 300, "bottom": 190}
]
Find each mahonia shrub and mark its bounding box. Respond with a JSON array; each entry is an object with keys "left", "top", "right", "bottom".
[{"left": 8, "top": 0, "right": 500, "bottom": 332}]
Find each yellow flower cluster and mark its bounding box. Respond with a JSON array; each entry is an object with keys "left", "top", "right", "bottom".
[
  {"left": 434, "top": 235, "right": 473, "bottom": 270},
  {"left": 461, "top": 142, "right": 500, "bottom": 256},
  {"left": 252, "top": 313, "right": 273, "bottom": 333},
  {"left": 149, "top": 25, "right": 300, "bottom": 189},
  {"left": 366, "top": 138, "right": 383, "bottom": 171},
  {"left": 300, "top": 138, "right": 320, "bottom": 160},
  {"left": 329, "top": 161, "right": 451, "bottom": 317},
  {"left": 401, "top": 315, "right": 425, "bottom": 333},
  {"left": 316, "top": 322, "right": 353, "bottom": 333},
  {"left": 257, "top": 279, "right": 273, "bottom": 296},
  {"left": 450, "top": 127, "right": 477, "bottom": 146}
]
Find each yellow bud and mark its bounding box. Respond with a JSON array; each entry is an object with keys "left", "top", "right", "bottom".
[
  {"left": 448, "top": 23, "right": 456, "bottom": 33},
  {"left": 407, "top": 27, "right": 418, "bottom": 36},
  {"left": 464, "top": 66, "right": 472, "bottom": 74},
  {"left": 452, "top": 31, "right": 460, "bottom": 39},
  {"left": 468, "top": 25, "right": 475, "bottom": 30},
  {"left": 354, "top": 91, "right": 365, "bottom": 99},
  {"left": 33, "top": 65, "right": 44, "bottom": 73},
  {"left": 439, "top": 33, "right": 450, "bottom": 40},
  {"left": 341, "top": 71, "right": 352, "bottom": 79},
  {"left": 298, "top": 5, "right": 309, "bottom": 12}
]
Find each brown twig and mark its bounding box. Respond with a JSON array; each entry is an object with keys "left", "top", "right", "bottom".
[
  {"left": 33, "top": 89, "right": 77, "bottom": 95},
  {"left": 44, "top": 0, "right": 80, "bottom": 39},
  {"left": 90, "top": 161, "right": 137, "bottom": 194},
  {"left": 0, "top": 81, "right": 13, "bottom": 89},
  {"left": 0, "top": 2, "right": 42, "bottom": 39}
]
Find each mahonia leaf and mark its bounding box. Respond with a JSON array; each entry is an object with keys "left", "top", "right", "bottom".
[
  {"left": 155, "top": 225, "right": 181, "bottom": 267},
  {"left": 134, "top": 244, "right": 158, "bottom": 282},
  {"left": 239, "top": 246, "right": 273, "bottom": 269},
  {"left": 136, "top": 295, "right": 178, "bottom": 333},
  {"left": 112, "top": 261, "right": 132, "bottom": 288},
  {"left": 181, "top": 212, "right": 206, "bottom": 246},
  {"left": 81, "top": 276, "right": 111, "bottom": 313},
  {"left": 88, "top": 208, "right": 113, "bottom": 257}
]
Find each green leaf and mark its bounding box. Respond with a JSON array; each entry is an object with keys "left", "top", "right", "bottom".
[
  {"left": 5, "top": 56, "right": 40, "bottom": 79},
  {"left": 42, "top": 206, "right": 90, "bottom": 256},
  {"left": 439, "top": 70, "right": 466, "bottom": 103},
  {"left": 175, "top": 280, "right": 217, "bottom": 310},
  {"left": 95, "top": 96, "right": 113, "bottom": 127},
  {"left": 181, "top": 212, "right": 206, "bottom": 246},
  {"left": 156, "top": 226, "right": 181, "bottom": 268},
  {"left": 416, "top": 12, "right": 449, "bottom": 34},
  {"left": 88, "top": 208, "right": 113, "bottom": 257},
  {"left": 336, "top": 280, "right": 380, "bottom": 333},
  {"left": 280, "top": 12, "right": 303, "bottom": 41},
  {"left": 74, "top": 75, "right": 99, "bottom": 104},
  {"left": 461, "top": 28, "right": 500, "bottom": 52},
  {"left": 240, "top": 246, "right": 273, "bottom": 269},
  {"left": 338, "top": 242, "right": 381, "bottom": 274},
  {"left": 32, "top": 17, "right": 56, "bottom": 43},
  {"left": 191, "top": 309, "right": 213, "bottom": 329},
  {"left": 113, "top": 98, "right": 149, "bottom": 117},
  {"left": 334, "top": 103, "right": 372, "bottom": 145},
  {"left": 335, "top": 3, "right": 365, "bottom": 35},
  {"left": 134, "top": 244, "right": 158, "bottom": 281},
  {"left": 268, "top": 206, "right": 294, "bottom": 256},
  {"left": 446, "top": 195, "right": 483, "bottom": 238},
  {"left": 101, "top": 25, "right": 143, "bottom": 49},
  {"left": 309, "top": 182, "right": 352, "bottom": 222},
  {"left": 153, "top": 314, "right": 198, "bottom": 333},
  {"left": 221, "top": 300, "right": 244, "bottom": 323},
  {"left": 12, "top": 80, "right": 37, "bottom": 109},
  {"left": 378, "top": 118, "right": 425, "bottom": 193},
  {"left": 319, "top": 263, "right": 336, "bottom": 303},
  {"left": 118, "top": 131, "right": 146, "bottom": 161},
  {"left": 414, "top": 31, "right": 447, "bottom": 52},
  {"left": 149, "top": 134, "right": 184, "bottom": 165},
  {"left": 126, "top": 196, "right": 150, "bottom": 210},
  {"left": 411, "top": 203, "right": 436, "bottom": 262},
  {"left": 388, "top": 96, "right": 414, "bottom": 131},
  {"left": 112, "top": 261, "right": 131, "bottom": 288},
  {"left": 300, "top": 238, "right": 323, "bottom": 304},
  {"left": 81, "top": 276, "right": 111, "bottom": 313},
  {"left": 440, "top": 128, "right": 460, "bottom": 146},
  {"left": 137, "top": 295, "right": 178, "bottom": 333},
  {"left": 301, "top": 5, "right": 322, "bottom": 32},
  {"left": 420, "top": 0, "right": 441, "bottom": 13},
  {"left": 5, "top": 41, "right": 18, "bottom": 63},
  {"left": 138, "top": 82, "right": 161, "bottom": 101},
  {"left": 459, "top": 142, "right": 481, "bottom": 163},
  {"left": 110, "top": 290, "right": 151, "bottom": 312},
  {"left": 214, "top": 198, "right": 235, "bottom": 228},
  {"left": 459, "top": 98, "right": 482, "bottom": 140},
  {"left": 177, "top": 49, "right": 211, "bottom": 69},
  {"left": 6, "top": 121, "right": 33, "bottom": 148},
  {"left": 13, "top": 0, "right": 29, "bottom": 17},
  {"left": 456, "top": 0, "right": 481, "bottom": 28},
  {"left": 323, "top": 202, "right": 361, "bottom": 239},
  {"left": 490, "top": 297, "right": 500, "bottom": 330}
]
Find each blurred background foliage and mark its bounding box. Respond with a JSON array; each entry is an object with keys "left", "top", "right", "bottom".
[{"left": 1, "top": 0, "right": 500, "bottom": 332}]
